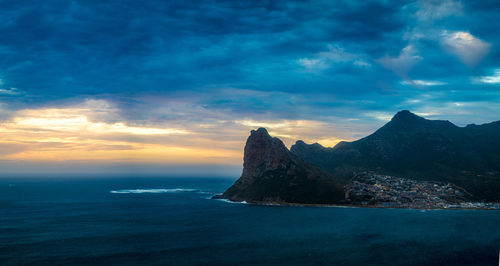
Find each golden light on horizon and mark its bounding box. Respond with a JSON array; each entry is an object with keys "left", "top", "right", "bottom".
[
  {"left": 0, "top": 100, "right": 354, "bottom": 165},
  {"left": 315, "top": 137, "right": 346, "bottom": 148},
  {"left": 3, "top": 142, "right": 241, "bottom": 164},
  {"left": 0, "top": 102, "right": 237, "bottom": 164}
]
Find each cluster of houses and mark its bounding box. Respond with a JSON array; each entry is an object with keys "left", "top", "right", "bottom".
[{"left": 344, "top": 173, "right": 499, "bottom": 209}]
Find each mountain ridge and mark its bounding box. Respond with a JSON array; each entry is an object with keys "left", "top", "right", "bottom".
[
  {"left": 291, "top": 110, "right": 500, "bottom": 201},
  {"left": 218, "top": 111, "right": 500, "bottom": 204}
]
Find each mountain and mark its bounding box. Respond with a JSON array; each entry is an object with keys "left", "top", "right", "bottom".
[
  {"left": 217, "top": 111, "right": 500, "bottom": 204},
  {"left": 216, "top": 128, "right": 345, "bottom": 204},
  {"left": 291, "top": 110, "right": 500, "bottom": 201}
]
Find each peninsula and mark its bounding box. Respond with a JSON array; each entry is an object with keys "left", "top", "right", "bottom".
[{"left": 215, "top": 111, "right": 500, "bottom": 209}]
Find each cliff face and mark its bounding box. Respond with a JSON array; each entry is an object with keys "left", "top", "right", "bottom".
[
  {"left": 237, "top": 128, "right": 291, "bottom": 186},
  {"left": 219, "top": 128, "right": 345, "bottom": 204}
]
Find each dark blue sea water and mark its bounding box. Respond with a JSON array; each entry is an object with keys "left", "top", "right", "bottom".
[{"left": 1, "top": 177, "right": 499, "bottom": 265}]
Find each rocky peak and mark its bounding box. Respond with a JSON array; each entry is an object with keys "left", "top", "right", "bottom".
[
  {"left": 218, "top": 128, "right": 346, "bottom": 203},
  {"left": 242, "top": 128, "right": 290, "bottom": 179},
  {"left": 251, "top": 127, "right": 271, "bottom": 137},
  {"left": 295, "top": 140, "right": 306, "bottom": 145},
  {"left": 391, "top": 110, "right": 425, "bottom": 124},
  {"left": 387, "top": 110, "right": 456, "bottom": 131}
]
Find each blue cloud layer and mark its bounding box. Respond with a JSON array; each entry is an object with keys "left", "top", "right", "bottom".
[{"left": 0, "top": 0, "right": 499, "bottom": 125}]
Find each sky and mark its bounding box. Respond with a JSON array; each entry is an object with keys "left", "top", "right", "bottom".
[{"left": 0, "top": 0, "right": 499, "bottom": 176}]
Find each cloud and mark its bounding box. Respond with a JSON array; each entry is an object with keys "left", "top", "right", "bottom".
[
  {"left": 0, "top": 98, "right": 229, "bottom": 163},
  {"left": 353, "top": 60, "right": 371, "bottom": 68},
  {"left": 377, "top": 45, "right": 422, "bottom": 77},
  {"left": 7, "top": 101, "right": 190, "bottom": 135},
  {"left": 441, "top": 31, "right": 491, "bottom": 67},
  {"left": 297, "top": 58, "right": 327, "bottom": 70},
  {"left": 1, "top": 1, "right": 500, "bottom": 173},
  {"left": 401, "top": 80, "right": 447, "bottom": 86},
  {"left": 364, "top": 111, "right": 394, "bottom": 122},
  {"left": 0, "top": 100, "right": 210, "bottom": 163},
  {"left": 0, "top": 88, "right": 20, "bottom": 95},
  {"left": 0, "top": 95, "right": 371, "bottom": 162},
  {"left": 416, "top": 0, "right": 463, "bottom": 20},
  {"left": 473, "top": 69, "right": 500, "bottom": 84},
  {"left": 0, "top": 143, "right": 27, "bottom": 156},
  {"left": 298, "top": 44, "right": 370, "bottom": 71},
  {"left": 316, "top": 44, "right": 357, "bottom": 62}
]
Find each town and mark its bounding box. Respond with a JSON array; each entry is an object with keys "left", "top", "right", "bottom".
[{"left": 345, "top": 172, "right": 500, "bottom": 209}]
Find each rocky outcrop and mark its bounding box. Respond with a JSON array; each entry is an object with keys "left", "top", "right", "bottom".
[{"left": 217, "top": 128, "right": 345, "bottom": 204}]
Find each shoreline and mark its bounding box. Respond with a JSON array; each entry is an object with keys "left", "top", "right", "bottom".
[{"left": 213, "top": 195, "right": 500, "bottom": 210}]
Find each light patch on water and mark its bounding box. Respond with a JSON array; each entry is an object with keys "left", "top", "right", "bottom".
[
  {"left": 110, "top": 188, "right": 201, "bottom": 194},
  {"left": 215, "top": 198, "right": 249, "bottom": 204}
]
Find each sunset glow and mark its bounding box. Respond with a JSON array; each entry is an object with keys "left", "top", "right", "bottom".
[{"left": 0, "top": 100, "right": 357, "bottom": 166}]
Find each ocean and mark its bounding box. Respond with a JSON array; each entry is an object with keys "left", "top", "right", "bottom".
[{"left": 1, "top": 177, "right": 499, "bottom": 265}]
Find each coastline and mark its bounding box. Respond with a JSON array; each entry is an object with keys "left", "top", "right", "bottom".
[{"left": 212, "top": 195, "right": 500, "bottom": 210}]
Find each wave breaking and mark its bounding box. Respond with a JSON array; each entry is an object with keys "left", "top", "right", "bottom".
[{"left": 110, "top": 188, "right": 202, "bottom": 194}]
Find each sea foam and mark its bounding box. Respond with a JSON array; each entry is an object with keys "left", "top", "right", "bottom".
[
  {"left": 215, "top": 198, "right": 249, "bottom": 204},
  {"left": 110, "top": 188, "right": 201, "bottom": 194}
]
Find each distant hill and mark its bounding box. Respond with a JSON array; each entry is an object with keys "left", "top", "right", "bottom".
[
  {"left": 291, "top": 110, "right": 500, "bottom": 201},
  {"left": 216, "top": 128, "right": 345, "bottom": 204}
]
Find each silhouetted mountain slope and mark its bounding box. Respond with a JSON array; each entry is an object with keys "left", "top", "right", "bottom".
[
  {"left": 291, "top": 111, "right": 500, "bottom": 201},
  {"left": 217, "top": 128, "right": 345, "bottom": 204}
]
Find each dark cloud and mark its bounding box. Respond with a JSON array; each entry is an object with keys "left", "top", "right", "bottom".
[{"left": 0, "top": 0, "right": 498, "bottom": 125}]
